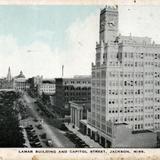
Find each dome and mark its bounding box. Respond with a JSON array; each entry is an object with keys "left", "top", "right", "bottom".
[{"left": 15, "top": 71, "right": 25, "bottom": 78}]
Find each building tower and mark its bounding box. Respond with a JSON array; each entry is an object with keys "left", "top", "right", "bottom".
[
  {"left": 87, "top": 5, "right": 119, "bottom": 147},
  {"left": 99, "top": 5, "right": 118, "bottom": 43},
  {"left": 6, "top": 67, "right": 12, "bottom": 82}
]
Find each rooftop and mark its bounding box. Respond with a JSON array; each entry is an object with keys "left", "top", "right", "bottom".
[
  {"left": 119, "top": 35, "right": 152, "bottom": 45},
  {"left": 42, "top": 80, "right": 55, "bottom": 84},
  {"left": 101, "top": 5, "right": 118, "bottom": 13}
]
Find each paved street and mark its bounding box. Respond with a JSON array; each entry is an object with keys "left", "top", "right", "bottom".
[{"left": 23, "top": 93, "right": 75, "bottom": 148}]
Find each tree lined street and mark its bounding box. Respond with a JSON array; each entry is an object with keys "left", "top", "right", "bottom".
[{"left": 23, "top": 92, "right": 75, "bottom": 148}]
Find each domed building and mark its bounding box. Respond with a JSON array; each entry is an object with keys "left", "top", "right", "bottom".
[
  {"left": 15, "top": 71, "right": 25, "bottom": 79},
  {"left": 13, "top": 71, "right": 29, "bottom": 91}
]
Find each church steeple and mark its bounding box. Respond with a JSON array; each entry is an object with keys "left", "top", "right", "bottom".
[{"left": 6, "top": 67, "right": 12, "bottom": 82}]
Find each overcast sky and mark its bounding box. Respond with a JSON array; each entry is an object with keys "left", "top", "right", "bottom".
[{"left": 0, "top": 5, "right": 160, "bottom": 78}]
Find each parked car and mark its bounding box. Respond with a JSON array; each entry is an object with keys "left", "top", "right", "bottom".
[
  {"left": 25, "top": 125, "right": 34, "bottom": 131},
  {"left": 46, "top": 139, "right": 53, "bottom": 147},
  {"left": 60, "top": 124, "right": 68, "bottom": 131},
  {"left": 36, "top": 124, "right": 43, "bottom": 129},
  {"left": 33, "top": 118, "right": 38, "bottom": 122},
  {"left": 23, "top": 144, "right": 28, "bottom": 148},
  {"left": 40, "top": 133, "right": 46, "bottom": 139},
  {"left": 35, "top": 143, "right": 42, "bottom": 147}
]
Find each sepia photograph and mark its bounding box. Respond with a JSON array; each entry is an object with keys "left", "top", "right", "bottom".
[{"left": 1, "top": 0, "right": 160, "bottom": 151}]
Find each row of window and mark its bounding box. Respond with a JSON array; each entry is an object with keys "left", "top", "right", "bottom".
[
  {"left": 135, "top": 124, "right": 143, "bottom": 130},
  {"left": 65, "top": 92, "right": 90, "bottom": 96},
  {"left": 65, "top": 97, "right": 90, "bottom": 102},
  {"left": 108, "top": 89, "right": 153, "bottom": 95},
  {"left": 41, "top": 86, "right": 55, "bottom": 89},
  {"left": 124, "top": 61, "right": 160, "bottom": 67},
  {"left": 124, "top": 52, "right": 160, "bottom": 59},
  {"left": 108, "top": 72, "right": 141, "bottom": 78},
  {"left": 108, "top": 80, "right": 155, "bottom": 87},
  {"left": 145, "top": 106, "right": 154, "bottom": 110},
  {"left": 93, "top": 71, "right": 160, "bottom": 79},
  {"left": 108, "top": 71, "right": 160, "bottom": 77},
  {"left": 64, "top": 81, "right": 91, "bottom": 85},
  {"left": 92, "top": 95, "right": 160, "bottom": 105},
  {"left": 108, "top": 97, "right": 144, "bottom": 104},
  {"left": 92, "top": 80, "right": 160, "bottom": 88},
  {"left": 107, "top": 60, "right": 160, "bottom": 67},
  {"left": 109, "top": 108, "right": 144, "bottom": 113},
  {"left": 92, "top": 88, "right": 160, "bottom": 96},
  {"left": 64, "top": 86, "right": 90, "bottom": 90},
  {"left": 108, "top": 61, "right": 120, "bottom": 67},
  {"left": 110, "top": 115, "right": 144, "bottom": 122}
]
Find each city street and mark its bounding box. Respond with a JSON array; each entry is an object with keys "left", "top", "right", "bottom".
[{"left": 23, "top": 92, "right": 75, "bottom": 148}]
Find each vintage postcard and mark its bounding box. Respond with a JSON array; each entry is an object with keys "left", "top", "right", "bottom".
[{"left": 0, "top": 0, "right": 160, "bottom": 159}]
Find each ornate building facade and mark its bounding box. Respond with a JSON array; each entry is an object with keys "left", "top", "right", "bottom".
[
  {"left": 84, "top": 5, "right": 159, "bottom": 147},
  {"left": 13, "top": 71, "right": 29, "bottom": 91}
]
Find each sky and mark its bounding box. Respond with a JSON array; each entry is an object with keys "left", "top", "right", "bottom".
[{"left": 0, "top": 5, "right": 160, "bottom": 78}]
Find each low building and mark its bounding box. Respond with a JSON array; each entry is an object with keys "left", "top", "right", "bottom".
[
  {"left": 55, "top": 76, "right": 91, "bottom": 111},
  {"left": 38, "top": 79, "right": 55, "bottom": 95},
  {"left": 69, "top": 101, "right": 90, "bottom": 128},
  {"left": 0, "top": 78, "right": 14, "bottom": 89},
  {"left": 79, "top": 120, "right": 157, "bottom": 148}
]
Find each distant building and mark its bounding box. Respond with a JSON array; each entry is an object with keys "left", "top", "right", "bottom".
[
  {"left": 0, "top": 78, "right": 14, "bottom": 89},
  {"left": 28, "top": 76, "right": 43, "bottom": 88},
  {"left": 69, "top": 101, "right": 90, "bottom": 128},
  {"left": 55, "top": 76, "right": 91, "bottom": 110},
  {"left": 13, "top": 71, "right": 29, "bottom": 91},
  {"left": 0, "top": 67, "right": 13, "bottom": 89},
  {"left": 28, "top": 76, "right": 43, "bottom": 96},
  {"left": 38, "top": 79, "right": 55, "bottom": 95}
]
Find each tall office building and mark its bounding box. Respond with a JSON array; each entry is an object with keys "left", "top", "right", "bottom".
[{"left": 85, "top": 5, "right": 160, "bottom": 147}]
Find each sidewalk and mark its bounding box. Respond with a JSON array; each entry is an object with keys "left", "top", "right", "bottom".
[
  {"left": 20, "top": 119, "right": 31, "bottom": 147},
  {"left": 22, "top": 127, "right": 31, "bottom": 147},
  {"left": 65, "top": 123, "right": 102, "bottom": 148}
]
